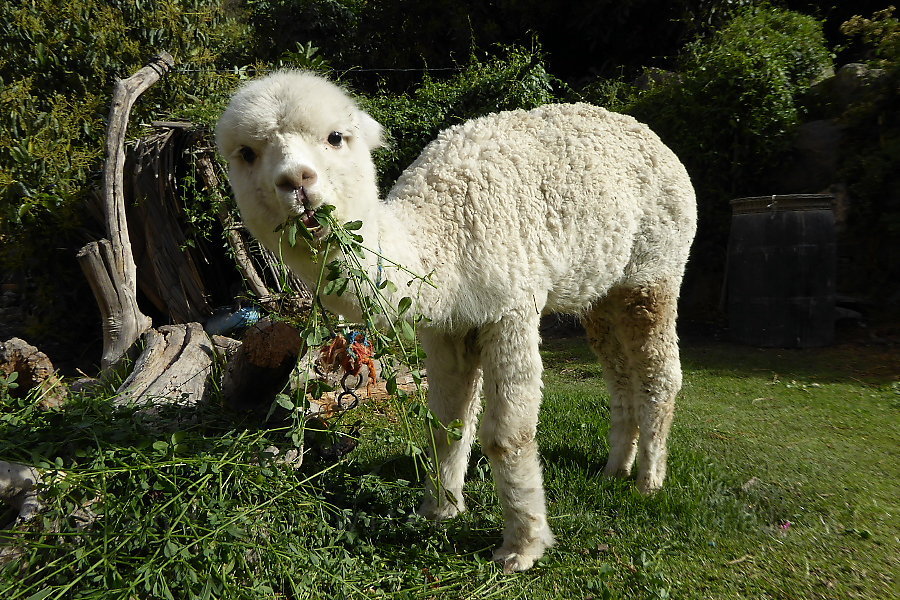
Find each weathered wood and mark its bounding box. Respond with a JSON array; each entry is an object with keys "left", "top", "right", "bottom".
[
  {"left": 104, "top": 52, "right": 175, "bottom": 280},
  {"left": 131, "top": 129, "right": 211, "bottom": 323},
  {"left": 78, "top": 52, "right": 174, "bottom": 370},
  {"left": 115, "top": 323, "right": 214, "bottom": 406},
  {"left": 77, "top": 239, "right": 152, "bottom": 370},
  {"left": 193, "top": 152, "right": 275, "bottom": 307},
  {"left": 192, "top": 151, "right": 314, "bottom": 313},
  {"left": 0, "top": 461, "right": 41, "bottom": 525}
]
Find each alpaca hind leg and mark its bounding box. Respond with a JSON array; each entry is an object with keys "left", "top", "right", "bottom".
[
  {"left": 582, "top": 308, "right": 639, "bottom": 478},
  {"left": 417, "top": 329, "right": 482, "bottom": 520},
  {"left": 478, "top": 311, "right": 554, "bottom": 572},
  {"left": 607, "top": 282, "right": 683, "bottom": 494}
]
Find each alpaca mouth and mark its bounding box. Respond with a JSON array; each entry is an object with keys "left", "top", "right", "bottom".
[{"left": 293, "top": 188, "right": 325, "bottom": 237}]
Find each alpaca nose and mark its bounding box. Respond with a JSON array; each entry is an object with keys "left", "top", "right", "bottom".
[{"left": 275, "top": 164, "right": 317, "bottom": 194}]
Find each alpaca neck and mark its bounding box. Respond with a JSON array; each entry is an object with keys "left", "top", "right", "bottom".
[
  {"left": 359, "top": 202, "right": 425, "bottom": 297},
  {"left": 313, "top": 200, "right": 427, "bottom": 322}
]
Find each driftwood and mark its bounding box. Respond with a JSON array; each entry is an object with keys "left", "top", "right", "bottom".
[
  {"left": 77, "top": 52, "right": 174, "bottom": 370},
  {"left": 0, "top": 461, "right": 41, "bottom": 526},
  {"left": 115, "top": 323, "right": 213, "bottom": 406}
]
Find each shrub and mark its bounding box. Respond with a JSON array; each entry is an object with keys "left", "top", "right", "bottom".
[
  {"left": 835, "top": 7, "right": 900, "bottom": 296},
  {"left": 577, "top": 6, "right": 832, "bottom": 294},
  {"left": 0, "top": 0, "right": 250, "bottom": 358}
]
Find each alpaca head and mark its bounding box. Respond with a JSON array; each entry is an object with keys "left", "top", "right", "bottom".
[{"left": 216, "top": 71, "right": 384, "bottom": 243}]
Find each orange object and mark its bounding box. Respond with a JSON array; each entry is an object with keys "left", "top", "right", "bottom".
[{"left": 320, "top": 332, "right": 377, "bottom": 383}]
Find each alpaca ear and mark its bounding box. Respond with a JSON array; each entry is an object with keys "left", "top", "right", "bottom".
[{"left": 356, "top": 110, "right": 385, "bottom": 150}]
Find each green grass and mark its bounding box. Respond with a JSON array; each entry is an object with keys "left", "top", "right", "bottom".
[{"left": 1, "top": 336, "right": 897, "bottom": 599}]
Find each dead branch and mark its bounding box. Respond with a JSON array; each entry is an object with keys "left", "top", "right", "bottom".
[{"left": 77, "top": 52, "right": 174, "bottom": 370}]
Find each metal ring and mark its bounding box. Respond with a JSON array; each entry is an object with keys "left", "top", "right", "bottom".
[
  {"left": 341, "top": 371, "right": 364, "bottom": 391},
  {"left": 336, "top": 389, "right": 360, "bottom": 411}
]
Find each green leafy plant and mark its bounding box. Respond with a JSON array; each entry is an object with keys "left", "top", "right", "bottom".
[
  {"left": 833, "top": 7, "right": 900, "bottom": 297},
  {"left": 575, "top": 6, "right": 832, "bottom": 297},
  {"left": 0, "top": 0, "right": 250, "bottom": 352},
  {"left": 0, "top": 371, "right": 19, "bottom": 399},
  {"left": 274, "top": 206, "right": 465, "bottom": 485},
  {"left": 840, "top": 6, "right": 900, "bottom": 65}
]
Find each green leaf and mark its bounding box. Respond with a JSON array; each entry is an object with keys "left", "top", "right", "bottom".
[
  {"left": 322, "top": 277, "right": 350, "bottom": 296},
  {"left": 378, "top": 279, "right": 398, "bottom": 293},
  {"left": 447, "top": 419, "right": 464, "bottom": 441},
  {"left": 287, "top": 222, "right": 297, "bottom": 247},
  {"left": 343, "top": 220, "right": 363, "bottom": 230},
  {"left": 397, "top": 318, "right": 416, "bottom": 343},
  {"left": 225, "top": 525, "right": 245, "bottom": 538},
  {"left": 275, "top": 394, "right": 295, "bottom": 411},
  {"left": 397, "top": 296, "right": 412, "bottom": 316}
]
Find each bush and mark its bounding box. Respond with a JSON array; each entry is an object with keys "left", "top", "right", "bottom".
[
  {"left": 835, "top": 7, "right": 900, "bottom": 296},
  {"left": 577, "top": 6, "right": 832, "bottom": 293},
  {"left": 0, "top": 0, "right": 250, "bottom": 359}
]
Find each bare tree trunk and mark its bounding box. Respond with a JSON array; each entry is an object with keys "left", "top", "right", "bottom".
[{"left": 77, "top": 52, "right": 174, "bottom": 370}]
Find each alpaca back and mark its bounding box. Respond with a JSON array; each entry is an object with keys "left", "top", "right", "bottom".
[{"left": 386, "top": 103, "right": 697, "bottom": 326}]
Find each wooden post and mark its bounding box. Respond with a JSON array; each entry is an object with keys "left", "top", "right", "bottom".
[{"left": 77, "top": 52, "right": 174, "bottom": 370}]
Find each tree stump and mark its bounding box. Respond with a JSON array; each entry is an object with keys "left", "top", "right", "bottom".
[
  {"left": 0, "top": 338, "right": 67, "bottom": 409},
  {"left": 78, "top": 52, "right": 174, "bottom": 371},
  {"left": 222, "top": 319, "right": 303, "bottom": 412},
  {"left": 115, "top": 323, "right": 214, "bottom": 406}
]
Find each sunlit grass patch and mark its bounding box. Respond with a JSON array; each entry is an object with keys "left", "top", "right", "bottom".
[{"left": 1, "top": 336, "right": 897, "bottom": 599}]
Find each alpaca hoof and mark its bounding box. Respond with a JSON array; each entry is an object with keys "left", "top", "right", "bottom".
[
  {"left": 492, "top": 520, "right": 554, "bottom": 572},
  {"left": 416, "top": 497, "right": 465, "bottom": 521},
  {"left": 492, "top": 547, "right": 538, "bottom": 573},
  {"left": 636, "top": 474, "right": 664, "bottom": 495},
  {"left": 602, "top": 464, "right": 632, "bottom": 479}
]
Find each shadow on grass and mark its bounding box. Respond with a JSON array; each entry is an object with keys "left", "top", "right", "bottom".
[{"left": 541, "top": 333, "right": 899, "bottom": 386}]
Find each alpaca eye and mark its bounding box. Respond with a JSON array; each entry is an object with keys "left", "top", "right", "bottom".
[
  {"left": 327, "top": 131, "right": 344, "bottom": 147},
  {"left": 238, "top": 146, "right": 257, "bottom": 164}
]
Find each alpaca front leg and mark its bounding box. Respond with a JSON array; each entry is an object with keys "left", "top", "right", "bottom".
[
  {"left": 478, "top": 314, "right": 554, "bottom": 572},
  {"left": 417, "top": 329, "right": 482, "bottom": 520}
]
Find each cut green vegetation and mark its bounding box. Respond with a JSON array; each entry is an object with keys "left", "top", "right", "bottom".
[{"left": 1, "top": 335, "right": 896, "bottom": 599}]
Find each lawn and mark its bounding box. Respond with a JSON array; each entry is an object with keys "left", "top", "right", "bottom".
[{"left": 1, "top": 334, "right": 897, "bottom": 599}]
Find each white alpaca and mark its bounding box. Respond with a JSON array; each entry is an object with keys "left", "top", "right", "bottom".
[{"left": 216, "top": 71, "right": 697, "bottom": 572}]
